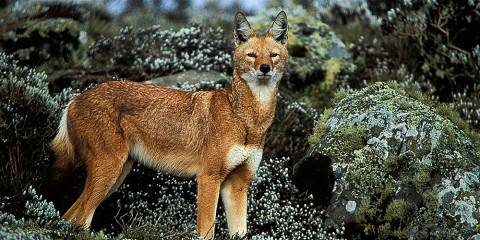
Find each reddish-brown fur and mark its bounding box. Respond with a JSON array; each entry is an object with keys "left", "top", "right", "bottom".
[{"left": 51, "top": 11, "right": 288, "bottom": 239}]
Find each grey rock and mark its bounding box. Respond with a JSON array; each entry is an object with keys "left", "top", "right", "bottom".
[{"left": 144, "top": 70, "right": 229, "bottom": 88}]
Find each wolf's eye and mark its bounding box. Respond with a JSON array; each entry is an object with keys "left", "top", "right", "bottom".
[
  {"left": 270, "top": 53, "right": 278, "bottom": 57},
  {"left": 247, "top": 53, "right": 256, "bottom": 58}
]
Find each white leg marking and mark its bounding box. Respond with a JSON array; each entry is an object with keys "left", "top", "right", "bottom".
[
  {"left": 221, "top": 182, "right": 247, "bottom": 237},
  {"left": 84, "top": 212, "right": 94, "bottom": 228}
]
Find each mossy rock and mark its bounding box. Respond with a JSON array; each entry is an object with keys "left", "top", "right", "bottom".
[
  {"left": 0, "top": 1, "right": 114, "bottom": 67},
  {"left": 249, "top": 7, "right": 351, "bottom": 90},
  {"left": 0, "top": 17, "right": 81, "bottom": 66},
  {"left": 296, "top": 82, "right": 480, "bottom": 239},
  {"left": 144, "top": 70, "right": 230, "bottom": 88}
]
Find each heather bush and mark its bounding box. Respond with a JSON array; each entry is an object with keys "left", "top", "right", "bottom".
[
  {"left": 321, "top": 0, "right": 480, "bottom": 130},
  {"left": 314, "top": 0, "right": 381, "bottom": 28},
  {"left": 102, "top": 157, "right": 344, "bottom": 240},
  {"left": 382, "top": 0, "right": 480, "bottom": 99},
  {"left": 0, "top": 186, "right": 102, "bottom": 240},
  {"left": 87, "top": 24, "right": 232, "bottom": 82},
  {"left": 0, "top": 52, "right": 75, "bottom": 195},
  {"left": 449, "top": 84, "right": 480, "bottom": 129}
]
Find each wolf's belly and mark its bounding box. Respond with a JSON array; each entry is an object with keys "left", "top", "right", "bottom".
[{"left": 129, "top": 141, "right": 200, "bottom": 177}]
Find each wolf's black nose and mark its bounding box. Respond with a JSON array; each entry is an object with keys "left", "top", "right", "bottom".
[{"left": 260, "top": 64, "right": 270, "bottom": 74}]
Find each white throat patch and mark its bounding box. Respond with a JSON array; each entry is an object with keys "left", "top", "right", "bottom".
[{"left": 241, "top": 68, "right": 282, "bottom": 105}]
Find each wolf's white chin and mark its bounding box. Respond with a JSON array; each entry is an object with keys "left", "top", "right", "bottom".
[{"left": 241, "top": 68, "right": 282, "bottom": 105}]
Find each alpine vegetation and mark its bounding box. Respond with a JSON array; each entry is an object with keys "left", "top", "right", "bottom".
[
  {"left": 87, "top": 24, "right": 232, "bottom": 79},
  {"left": 112, "top": 157, "right": 345, "bottom": 240},
  {"left": 0, "top": 52, "right": 75, "bottom": 195}
]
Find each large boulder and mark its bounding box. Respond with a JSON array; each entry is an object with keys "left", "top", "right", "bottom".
[
  {"left": 295, "top": 82, "right": 480, "bottom": 239},
  {"left": 144, "top": 70, "right": 229, "bottom": 89}
]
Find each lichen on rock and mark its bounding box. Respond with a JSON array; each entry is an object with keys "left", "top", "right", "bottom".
[{"left": 298, "top": 82, "right": 480, "bottom": 239}]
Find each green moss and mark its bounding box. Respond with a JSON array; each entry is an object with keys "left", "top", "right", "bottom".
[
  {"left": 380, "top": 182, "right": 395, "bottom": 202},
  {"left": 414, "top": 169, "right": 431, "bottom": 189},
  {"left": 385, "top": 81, "right": 407, "bottom": 95},
  {"left": 377, "top": 223, "right": 393, "bottom": 240},
  {"left": 335, "top": 125, "right": 367, "bottom": 152},
  {"left": 308, "top": 108, "right": 332, "bottom": 145},
  {"left": 355, "top": 197, "right": 379, "bottom": 224},
  {"left": 385, "top": 199, "right": 414, "bottom": 225},
  {"left": 385, "top": 154, "right": 401, "bottom": 174},
  {"left": 323, "top": 58, "right": 343, "bottom": 89},
  {"left": 436, "top": 103, "right": 480, "bottom": 144},
  {"left": 356, "top": 194, "right": 415, "bottom": 239}
]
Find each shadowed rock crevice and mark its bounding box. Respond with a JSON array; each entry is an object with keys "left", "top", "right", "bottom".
[{"left": 292, "top": 151, "right": 334, "bottom": 206}]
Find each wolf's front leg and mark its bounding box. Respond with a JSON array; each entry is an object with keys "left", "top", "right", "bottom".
[
  {"left": 221, "top": 164, "right": 254, "bottom": 238},
  {"left": 197, "top": 174, "right": 221, "bottom": 239}
]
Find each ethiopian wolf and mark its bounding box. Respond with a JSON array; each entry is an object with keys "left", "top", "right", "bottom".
[{"left": 51, "top": 11, "right": 288, "bottom": 239}]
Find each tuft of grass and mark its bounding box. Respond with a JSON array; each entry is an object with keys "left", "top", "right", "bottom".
[
  {"left": 308, "top": 108, "right": 333, "bottom": 145},
  {"left": 435, "top": 103, "right": 480, "bottom": 144},
  {"left": 332, "top": 88, "right": 348, "bottom": 104}
]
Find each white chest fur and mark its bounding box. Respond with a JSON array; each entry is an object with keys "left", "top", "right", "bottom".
[{"left": 226, "top": 144, "right": 263, "bottom": 172}]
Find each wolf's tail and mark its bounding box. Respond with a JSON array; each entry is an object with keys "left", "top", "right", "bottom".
[{"left": 49, "top": 101, "right": 75, "bottom": 186}]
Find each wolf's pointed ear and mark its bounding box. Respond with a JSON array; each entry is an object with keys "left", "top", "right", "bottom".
[
  {"left": 267, "top": 11, "right": 288, "bottom": 45},
  {"left": 234, "top": 12, "right": 255, "bottom": 46}
]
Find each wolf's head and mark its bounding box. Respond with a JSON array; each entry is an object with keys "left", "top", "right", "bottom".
[{"left": 233, "top": 11, "right": 288, "bottom": 87}]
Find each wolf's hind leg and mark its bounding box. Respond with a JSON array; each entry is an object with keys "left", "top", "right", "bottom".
[
  {"left": 105, "top": 158, "right": 134, "bottom": 200},
  {"left": 63, "top": 145, "right": 129, "bottom": 227}
]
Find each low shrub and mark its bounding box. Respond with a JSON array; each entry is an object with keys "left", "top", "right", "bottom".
[
  {"left": 0, "top": 52, "right": 74, "bottom": 195},
  {"left": 382, "top": 0, "right": 480, "bottom": 99},
  {"left": 87, "top": 24, "right": 232, "bottom": 82}
]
